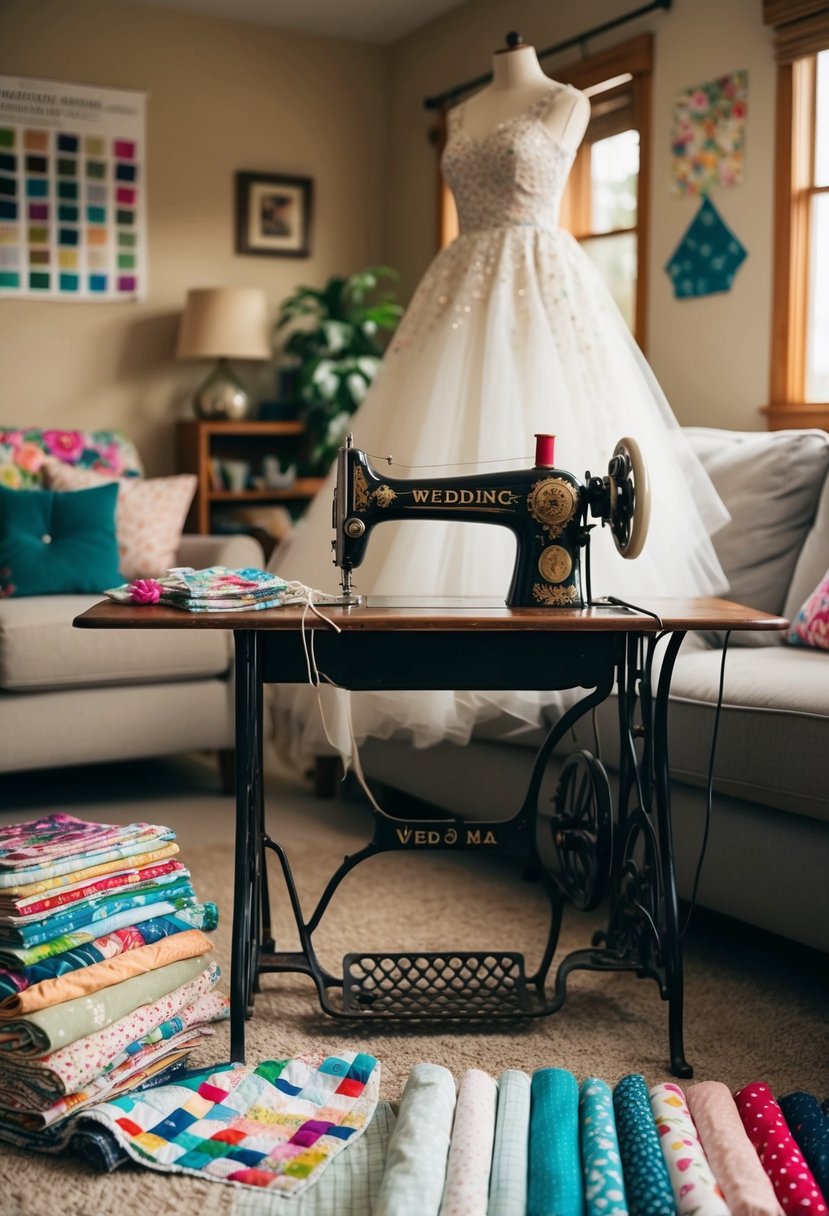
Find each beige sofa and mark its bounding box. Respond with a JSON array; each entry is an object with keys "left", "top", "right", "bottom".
[
  {"left": 0, "top": 532, "right": 264, "bottom": 780},
  {"left": 360, "top": 427, "right": 829, "bottom": 954}
]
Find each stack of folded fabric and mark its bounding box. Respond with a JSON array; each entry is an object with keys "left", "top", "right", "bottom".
[
  {"left": 104, "top": 566, "right": 300, "bottom": 612},
  {"left": 0, "top": 812, "right": 229, "bottom": 1153}
]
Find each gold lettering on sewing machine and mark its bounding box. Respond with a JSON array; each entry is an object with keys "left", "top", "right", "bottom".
[
  {"left": 527, "top": 477, "right": 578, "bottom": 535},
  {"left": 409, "top": 488, "right": 519, "bottom": 507},
  {"left": 538, "top": 545, "right": 572, "bottom": 584},
  {"left": 353, "top": 466, "right": 370, "bottom": 510},
  {"left": 394, "top": 826, "right": 498, "bottom": 846}
]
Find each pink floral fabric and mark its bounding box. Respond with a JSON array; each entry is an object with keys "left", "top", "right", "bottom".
[
  {"left": 649, "top": 1081, "right": 730, "bottom": 1214},
  {"left": 787, "top": 569, "right": 829, "bottom": 651},
  {"left": 0, "top": 427, "right": 142, "bottom": 491},
  {"left": 735, "top": 1081, "right": 827, "bottom": 1215}
]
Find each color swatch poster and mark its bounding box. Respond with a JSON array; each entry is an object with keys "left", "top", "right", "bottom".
[
  {"left": 0, "top": 76, "right": 146, "bottom": 301},
  {"left": 670, "top": 70, "right": 747, "bottom": 198}
]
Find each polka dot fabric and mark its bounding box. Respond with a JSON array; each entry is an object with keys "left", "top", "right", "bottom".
[
  {"left": 527, "top": 1068, "right": 583, "bottom": 1216},
  {"left": 779, "top": 1093, "right": 829, "bottom": 1200},
  {"left": 579, "top": 1077, "right": 629, "bottom": 1215},
  {"left": 613, "top": 1074, "right": 675, "bottom": 1216},
  {"left": 438, "top": 1068, "right": 496, "bottom": 1216},
  {"left": 687, "top": 1080, "right": 784, "bottom": 1216},
  {"left": 43, "top": 459, "right": 196, "bottom": 579},
  {"left": 734, "top": 1081, "right": 827, "bottom": 1215}
]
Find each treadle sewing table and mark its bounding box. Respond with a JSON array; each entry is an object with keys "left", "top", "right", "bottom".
[{"left": 75, "top": 596, "right": 787, "bottom": 1077}]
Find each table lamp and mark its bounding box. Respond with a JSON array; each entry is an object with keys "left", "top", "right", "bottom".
[{"left": 176, "top": 287, "right": 271, "bottom": 419}]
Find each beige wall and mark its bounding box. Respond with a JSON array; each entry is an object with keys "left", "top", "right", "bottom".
[
  {"left": 385, "top": 0, "right": 776, "bottom": 430},
  {"left": 0, "top": 0, "right": 387, "bottom": 473}
]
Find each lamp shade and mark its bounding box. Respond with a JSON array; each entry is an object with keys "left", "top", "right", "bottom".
[{"left": 176, "top": 287, "right": 271, "bottom": 360}]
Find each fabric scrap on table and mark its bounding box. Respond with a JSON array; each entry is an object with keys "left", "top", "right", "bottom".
[
  {"left": 105, "top": 567, "right": 299, "bottom": 612},
  {"left": 439, "top": 1067, "right": 497, "bottom": 1216},
  {"left": 374, "top": 1062, "right": 456, "bottom": 1216},
  {"left": 734, "top": 1081, "right": 827, "bottom": 1215},
  {"left": 0, "top": 961, "right": 222, "bottom": 1110},
  {"left": 649, "top": 1081, "right": 729, "bottom": 1215},
  {"left": 613, "top": 1073, "right": 676, "bottom": 1216},
  {"left": 0, "top": 951, "right": 211, "bottom": 1057},
  {"left": 687, "top": 1082, "right": 783, "bottom": 1216},
  {"left": 0, "top": 814, "right": 175, "bottom": 884},
  {"left": 528, "top": 1068, "right": 583, "bottom": 1216},
  {"left": 488, "top": 1069, "right": 531, "bottom": 1216},
  {"left": 0, "top": 928, "right": 212, "bottom": 1018},
  {"left": 0, "top": 895, "right": 204, "bottom": 969},
  {"left": 779, "top": 1091, "right": 829, "bottom": 1200},
  {"left": 0, "top": 903, "right": 218, "bottom": 1000},
  {"left": 0, "top": 874, "right": 196, "bottom": 948},
  {"left": 78, "top": 1051, "right": 380, "bottom": 1195},
  {"left": 579, "top": 1077, "right": 629, "bottom": 1216}
]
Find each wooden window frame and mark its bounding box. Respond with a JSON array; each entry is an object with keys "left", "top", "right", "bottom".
[
  {"left": 763, "top": 0, "right": 829, "bottom": 429},
  {"left": 555, "top": 35, "right": 653, "bottom": 351}
]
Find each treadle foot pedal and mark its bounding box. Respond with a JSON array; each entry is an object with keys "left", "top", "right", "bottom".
[{"left": 341, "top": 951, "right": 541, "bottom": 1019}]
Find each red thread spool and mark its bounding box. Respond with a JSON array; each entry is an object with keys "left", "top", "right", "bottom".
[{"left": 534, "top": 433, "right": 556, "bottom": 467}]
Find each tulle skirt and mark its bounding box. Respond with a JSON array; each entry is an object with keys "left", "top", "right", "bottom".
[{"left": 269, "top": 225, "right": 729, "bottom": 764}]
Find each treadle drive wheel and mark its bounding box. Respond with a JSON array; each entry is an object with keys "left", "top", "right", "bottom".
[{"left": 548, "top": 750, "right": 613, "bottom": 911}]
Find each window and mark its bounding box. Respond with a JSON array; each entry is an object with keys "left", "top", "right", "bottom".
[{"left": 765, "top": 1, "right": 829, "bottom": 429}]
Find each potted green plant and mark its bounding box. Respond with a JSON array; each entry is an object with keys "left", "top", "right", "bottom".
[{"left": 275, "top": 266, "right": 403, "bottom": 474}]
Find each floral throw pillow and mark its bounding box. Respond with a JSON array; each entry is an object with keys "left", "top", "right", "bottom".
[
  {"left": 43, "top": 460, "right": 197, "bottom": 579},
  {"left": 0, "top": 428, "right": 143, "bottom": 490},
  {"left": 787, "top": 568, "right": 829, "bottom": 651}
]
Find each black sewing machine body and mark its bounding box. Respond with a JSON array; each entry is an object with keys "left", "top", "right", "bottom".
[{"left": 333, "top": 435, "right": 650, "bottom": 608}]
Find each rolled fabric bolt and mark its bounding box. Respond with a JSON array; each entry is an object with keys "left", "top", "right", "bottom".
[
  {"left": 687, "top": 1081, "right": 784, "bottom": 1216},
  {"left": 439, "top": 1067, "right": 497, "bottom": 1216},
  {"left": 579, "top": 1077, "right": 629, "bottom": 1216},
  {"left": 650, "top": 1081, "right": 730, "bottom": 1215},
  {"left": 734, "top": 1081, "right": 827, "bottom": 1215},
  {"left": 488, "top": 1069, "right": 531, "bottom": 1216},
  {"left": 528, "top": 1068, "right": 583, "bottom": 1216},
  {"left": 374, "top": 1062, "right": 456, "bottom": 1216},
  {"left": 778, "top": 1092, "right": 829, "bottom": 1203},
  {"left": 613, "top": 1073, "right": 676, "bottom": 1216}
]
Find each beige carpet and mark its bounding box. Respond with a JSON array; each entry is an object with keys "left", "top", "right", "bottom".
[{"left": 0, "top": 759, "right": 827, "bottom": 1213}]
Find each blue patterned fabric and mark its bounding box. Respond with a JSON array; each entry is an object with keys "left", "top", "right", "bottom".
[
  {"left": 488, "top": 1070, "right": 531, "bottom": 1216},
  {"left": 779, "top": 1091, "right": 829, "bottom": 1198},
  {"left": 580, "top": 1077, "right": 629, "bottom": 1215},
  {"left": 527, "top": 1068, "right": 583, "bottom": 1216},
  {"left": 613, "top": 1074, "right": 676, "bottom": 1216}
]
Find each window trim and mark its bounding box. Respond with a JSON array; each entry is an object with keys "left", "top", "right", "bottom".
[{"left": 766, "top": 18, "right": 829, "bottom": 428}]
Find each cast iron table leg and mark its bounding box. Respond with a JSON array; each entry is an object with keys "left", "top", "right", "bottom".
[
  {"left": 654, "top": 630, "right": 692, "bottom": 1078},
  {"left": 230, "top": 629, "right": 263, "bottom": 1063}
]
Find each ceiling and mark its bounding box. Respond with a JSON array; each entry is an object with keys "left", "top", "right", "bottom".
[{"left": 128, "top": 0, "right": 468, "bottom": 43}]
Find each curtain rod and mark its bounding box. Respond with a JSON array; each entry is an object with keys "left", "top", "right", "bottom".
[{"left": 422, "top": 0, "right": 671, "bottom": 110}]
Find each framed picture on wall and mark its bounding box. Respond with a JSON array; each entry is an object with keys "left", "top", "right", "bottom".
[{"left": 235, "top": 172, "right": 313, "bottom": 258}]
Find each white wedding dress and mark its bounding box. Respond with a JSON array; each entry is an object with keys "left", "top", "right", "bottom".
[{"left": 270, "top": 86, "right": 729, "bottom": 763}]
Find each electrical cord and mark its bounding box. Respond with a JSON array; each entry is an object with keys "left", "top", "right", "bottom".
[{"left": 680, "top": 629, "right": 732, "bottom": 939}]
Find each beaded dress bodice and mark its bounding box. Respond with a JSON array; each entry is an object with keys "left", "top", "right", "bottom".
[{"left": 441, "top": 89, "right": 575, "bottom": 235}]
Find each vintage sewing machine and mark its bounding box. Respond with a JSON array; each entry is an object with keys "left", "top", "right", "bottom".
[{"left": 332, "top": 432, "right": 651, "bottom": 606}]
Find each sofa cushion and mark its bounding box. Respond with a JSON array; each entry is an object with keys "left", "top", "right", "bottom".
[
  {"left": 666, "top": 645, "right": 829, "bottom": 823},
  {"left": 685, "top": 427, "right": 829, "bottom": 645},
  {"left": 0, "top": 483, "right": 121, "bottom": 597},
  {"left": 43, "top": 460, "right": 197, "bottom": 579},
  {"left": 783, "top": 455, "right": 829, "bottom": 624},
  {"left": 0, "top": 427, "right": 143, "bottom": 489},
  {"left": 0, "top": 595, "right": 231, "bottom": 691}
]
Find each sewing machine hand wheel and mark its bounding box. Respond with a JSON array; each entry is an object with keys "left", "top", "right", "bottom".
[
  {"left": 607, "top": 436, "right": 651, "bottom": 559},
  {"left": 548, "top": 750, "right": 613, "bottom": 911}
]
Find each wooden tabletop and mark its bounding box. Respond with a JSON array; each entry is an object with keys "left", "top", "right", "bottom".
[{"left": 74, "top": 596, "right": 788, "bottom": 635}]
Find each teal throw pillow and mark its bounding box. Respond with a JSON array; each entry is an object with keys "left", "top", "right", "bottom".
[{"left": 0, "top": 482, "right": 121, "bottom": 597}]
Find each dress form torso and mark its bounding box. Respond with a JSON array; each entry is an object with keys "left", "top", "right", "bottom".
[{"left": 459, "top": 44, "right": 590, "bottom": 154}]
